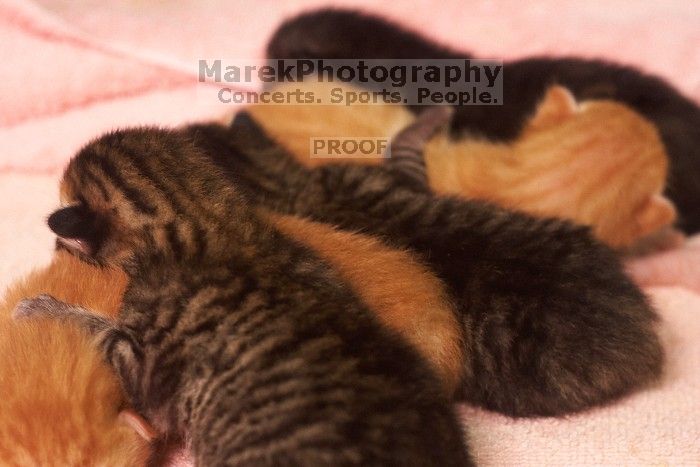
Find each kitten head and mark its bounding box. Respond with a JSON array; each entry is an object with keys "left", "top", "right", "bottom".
[
  {"left": 50, "top": 128, "right": 239, "bottom": 266},
  {"left": 0, "top": 252, "right": 155, "bottom": 465},
  {"left": 517, "top": 86, "right": 675, "bottom": 249}
]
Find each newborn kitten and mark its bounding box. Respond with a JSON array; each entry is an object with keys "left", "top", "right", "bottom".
[
  {"left": 16, "top": 128, "right": 471, "bottom": 465},
  {"left": 265, "top": 7, "right": 700, "bottom": 234},
  {"left": 0, "top": 250, "right": 152, "bottom": 466},
  {"left": 419, "top": 86, "right": 676, "bottom": 250},
  {"left": 183, "top": 117, "right": 664, "bottom": 417}
]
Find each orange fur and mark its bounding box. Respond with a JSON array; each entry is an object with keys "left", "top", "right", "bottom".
[
  {"left": 249, "top": 83, "right": 674, "bottom": 249},
  {"left": 426, "top": 86, "right": 675, "bottom": 248},
  {"left": 0, "top": 250, "right": 150, "bottom": 466},
  {"left": 246, "top": 82, "right": 414, "bottom": 167},
  {"left": 264, "top": 211, "right": 465, "bottom": 395},
  {"left": 1, "top": 218, "right": 464, "bottom": 464}
]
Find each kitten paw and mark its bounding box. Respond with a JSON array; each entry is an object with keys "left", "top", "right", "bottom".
[{"left": 13, "top": 294, "right": 72, "bottom": 320}]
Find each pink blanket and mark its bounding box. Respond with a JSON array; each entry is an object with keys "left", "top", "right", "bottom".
[{"left": 1, "top": 1, "right": 698, "bottom": 464}]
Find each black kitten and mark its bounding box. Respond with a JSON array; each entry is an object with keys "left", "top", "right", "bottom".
[{"left": 266, "top": 8, "right": 700, "bottom": 233}]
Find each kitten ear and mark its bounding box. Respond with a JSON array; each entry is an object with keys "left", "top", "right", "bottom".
[
  {"left": 119, "top": 409, "right": 157, "bottom": 442},
  {"left": 524, "top": 85, "right": 578, "bottom": 132},
  {"left": 48, "top": 205, "right": 99, "bottom": 256},
  {"left": 47, "top": 205, "right": 94, "bottom": 237},
  {"left": 636, "top": 194, "right": 677, "bottom": 238}
]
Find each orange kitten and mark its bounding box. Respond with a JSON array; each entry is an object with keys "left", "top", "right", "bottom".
[
  {"left": 3, "top": 217, "right": 463, "bottom": 464},
  {"left": 0, "top": 250, "right": 152, "bottom": 466},
  {"left": 247, "top": 82, "right": 675, "bottom": 249},
  {"left": 425, "top": 86, "right": 676, "bottom": 249}
]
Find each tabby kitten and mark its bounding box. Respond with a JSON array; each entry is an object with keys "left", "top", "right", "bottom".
[
  {"left": 1, "top": 215, "right": 462, "bottom": 465},
  {"left": 183, "top": 117, "right": 664, "bottom": 418},
  {"left": 16, "top": 128, "right": 471, "bottom": 466},
  {"left": 265, "top": 8, "right": 700, "bottom": 233}
]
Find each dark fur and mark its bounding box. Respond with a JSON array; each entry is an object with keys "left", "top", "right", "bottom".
[
  {"left": 266, "top": 8, "right": 700, "bottom": 233},
  {"left": 387, "top": 105, "right": 453, "bottom": 188},
  {"left": 183, "top": 117, "right": 663, "bottom": 417},
  {"left": 20, "top": 129, "right": 471, "bottom": 466}
]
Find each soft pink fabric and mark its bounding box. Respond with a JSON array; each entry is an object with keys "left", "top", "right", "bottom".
[
  {"left": 627, "top": 235, "right": 700, "bottom": 295},
  {"left": 463, "top": 286, "right": 700, "bottom": 465},
  {"left": 1, "top": 1, "right": 698, "bottom": 465}
]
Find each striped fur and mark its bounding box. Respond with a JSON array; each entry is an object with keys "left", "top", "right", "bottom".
[
  {"left": 20, "top": 129, "right": 471, "bottom": 466},
  {"left": 188, "top": 117, "right": 664, "bottom": 417},
  {"left": 386, "top": 105, "right": 452, "bottom": 190}
]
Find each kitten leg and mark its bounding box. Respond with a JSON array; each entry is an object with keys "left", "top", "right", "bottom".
[
  {"left": 14, "top": 294, "right": 144, "bottom": 403},
  {"left": 386, "top": 106, "right": 452, "bottom": 189},
  {"left": 14, "top": 294, "right": 115, "bottom": 334}
]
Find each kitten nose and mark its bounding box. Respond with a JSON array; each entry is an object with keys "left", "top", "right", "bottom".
[{"left": 47, "top": 205, "right": 93, "bottom": 239}]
